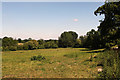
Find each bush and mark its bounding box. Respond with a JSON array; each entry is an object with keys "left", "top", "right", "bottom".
[
  {"left": 98, "top": 50, "right": 120, "bottom": 78},
  {"left": 52, "top": 43, "right": 58, "bottom": 48},
  {"left": 31, "top": 55, "right": 45, "bottom": 61},
  {"left": 38, "top": 44, "right": 45, "bottom": 49},
  {"left": 8, "top": 46, "right": 17, "bottom": 51},
  {"left": 23, "top": 40, "right": 39, "bottom": 50},
  {"left": 44, "top": 41, "right": 58, "bottom": 49},
  {"left": 17, "top": 45, "right": 24, "bottom": 50},
  {"left": 2, "top": 46, "right": 9, "bottom": 51},
  {"left": 44, "top": 42, "right": 51, "bottom": 48},
  {"left": 23, "top": 44, "right": 29, "bottom": 50},
  {"left": 105, "top": 43, "right": 111, "bottom": 49},
  {"left": 2, "top": 46, "right": 17, "bottom": 51}
]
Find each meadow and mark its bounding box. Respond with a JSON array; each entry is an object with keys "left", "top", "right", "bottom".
[{"left": 2, "top": 48, "right": 104, "bottom": 78}]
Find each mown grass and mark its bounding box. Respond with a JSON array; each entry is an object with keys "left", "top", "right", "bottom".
[{"left": 2, "top": 48, "right": 104, "bottom": 78}]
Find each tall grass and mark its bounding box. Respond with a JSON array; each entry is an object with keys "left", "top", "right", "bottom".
[{"left": 98, "top": 50, "right": 120, "bottom": 78}]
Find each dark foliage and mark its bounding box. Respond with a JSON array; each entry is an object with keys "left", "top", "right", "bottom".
[
  {"left": 58, "top": 31, "right": 78, "bottom": 48},
  {"left": 31, "top": 55, "right": 45, "bottom": 61}
]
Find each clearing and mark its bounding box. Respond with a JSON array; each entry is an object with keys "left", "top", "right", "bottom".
[{"left": 2, "top": 48, "right": 104, "bottom": 78}]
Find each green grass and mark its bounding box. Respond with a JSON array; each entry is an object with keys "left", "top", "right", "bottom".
[
  {"left": 2, "top": 48, "right": 104, "bottom": 78},
  {"left": 96, "top": 50, "right": 120, "bottom": 78}
]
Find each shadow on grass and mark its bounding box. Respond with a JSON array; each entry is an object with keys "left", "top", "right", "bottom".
[
  {"left": 87, "top": 50, "right": 105, "bottom": 53},
  {"left": 80, "top": 48, "right": 91, "bottom": 51}
]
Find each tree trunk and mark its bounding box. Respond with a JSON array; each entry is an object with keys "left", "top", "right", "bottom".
[
  {"left": 118, "top": 45, "right": 120, "bottom": 50},
  {"left": 118, "top": 45, "right": 120, "bottom": 57}
]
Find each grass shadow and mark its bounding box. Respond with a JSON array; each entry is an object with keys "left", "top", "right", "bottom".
[
  {"left": 80, "top": 48, "right": 91, "bottom": 51},
  {"left": 87, "top": 50, "right": 105, "bottom": 53}
]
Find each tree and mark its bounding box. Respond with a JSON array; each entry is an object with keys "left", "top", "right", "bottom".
[
  {"left": 74, "top": 39, "right": 81, "bottom": 48},
  {"left": 38, "top": 39, "right": 45, "bottom": 45},
  {"left": 28, "top": 38, "right": 32, "bottom": 41},
  {"left": 79, "top": 35, "right": 87, "bottom": 47},
  {"left": 17, "top": 45, "right": 24, "bottom": 50},
  {"left": 23, "top": 39, "right": 29, "bottom": 43},
  {"left": 18, "top": 38, "right": 22, "bottom": 43},
  {"left": 0, "top": 38, "right": 2, "bottom": 51},
  {"left": 44, "top": 41, "right": 58, "bottom": 48},
  {"left": 2, "top": 37, "right": 18, "bottom": 51},
  {"left": 2, "top": 37, "right": 17, "bottom": 47},
  {"left": 23, "top": 40, "right": 39, "bottom": 50},
  {"left": 0, "top": 38, "right": 2, "bottom": 47},
  {"left": 83, "top": 29, "right": 103, "bottom": 49},
  {"left": 94, "top": 1, "right": 120, "bottom": 49},
  {"left": 94, "top": 1, "right": 120, "bottom": 78},
  {"left": 58, "top": 31, "right": 78, "bottom": 48}
]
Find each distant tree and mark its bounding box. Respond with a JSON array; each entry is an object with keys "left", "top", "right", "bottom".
[
  {"left": 0, "top": 38, "right": 2, "bottom": 48},
  {"left": 28, "top": 38, "right": 32, "bottom": 41},
  {"left": 44, "top": 41, "right": 58, "bottom": 48},
  {"left": 17, "top": 45, "right": 24, "bottom": 50},
  {"left": 2, "top": 37, "right": 18, "bottom": 51},
  {"left": 8, "top": 46, "right": 17, "bottom": 51},
  {"left": 37, "top": 39, "right": 45, "bottom": 49},
  {"left": 86, "top": 29, "right": 102, "bottom": 49},
  {"left": 58, "top": 31, "right": 78, "bottom": 48},
  {"left": 23, "top": 39, "right": 29, "bottom": 43},
  {"left": 18, "top": 38, "right": 22, "bottom": 43},
  {"left": 79, "top": 35, "right": 87, "bottom": 47},
  {"left": 38, "top": 39, "right": 45, "bottom": 45},
  {"left": 44, "top": 42, "right": 51, "bottom": 48},
  {"left": 23, "top": 40, "right": 39, "bottom": 50},
  {"left": 2, "top": 37, "right": 17, "bottom": 47},
  {"left": 74, "top": 39, "right": 81, "bottom": 48},
  {"left": 82, "top": 29, "right": 104, "bottom": 49}
]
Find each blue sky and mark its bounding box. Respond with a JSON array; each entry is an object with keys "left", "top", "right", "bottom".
[{"left": 2, "top": 2, "right": 104, "bottom": 40}]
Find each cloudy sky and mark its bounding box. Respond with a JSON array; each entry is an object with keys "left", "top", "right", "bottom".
[{"left": 2, "top": 2, "right": 104, "bottom": 40}]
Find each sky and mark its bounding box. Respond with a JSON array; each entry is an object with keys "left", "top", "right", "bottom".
[
  {"left": 1, "top": 0, "right": 105, "bottom": 2},
  {"left": 2, "top": 2, "right": 105, "bottom": 40}
]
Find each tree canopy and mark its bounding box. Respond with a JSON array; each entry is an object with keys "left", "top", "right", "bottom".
[
  {"left": 58, "top": 31, "right": 78, "bottom": 48},
  {"left": 94, "top": 1, "right": 120, "bottom": 48}
]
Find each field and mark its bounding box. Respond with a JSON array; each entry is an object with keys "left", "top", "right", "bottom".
[{"left": 2, "top": 48, "right": 104, "bottom": 78}]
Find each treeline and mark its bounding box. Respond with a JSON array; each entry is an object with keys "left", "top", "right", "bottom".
[
  {"left": 79, "top": 29, "right": 120, "bottom": 49},
  {"left": 1, "top": 28, "right": 119, "bottom": 51},
  {"left": 1, "top": 37, "right": 58, "bottom": 51},
  {"left": 0, "top": 31, "right": 77, "bottom": 51},
  {"left": 0, "top": 30, "right": 100, "bottom": 51}
]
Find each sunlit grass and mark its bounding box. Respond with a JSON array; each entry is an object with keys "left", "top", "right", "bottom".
[{"left": 2, "top": 48, "right": 103, "bottom": 78}]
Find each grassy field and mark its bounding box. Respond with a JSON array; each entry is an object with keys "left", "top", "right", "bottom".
[{"left": 2, "top": 48, "right": 104, "bottom": 78}]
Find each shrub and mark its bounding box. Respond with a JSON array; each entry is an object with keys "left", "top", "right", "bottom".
[
  {"left": 44, "top": 41, "right": 58, "bottom": 49},
  {"left": 98, "top": 50, "right": 120, "bottom": 78},
  {"left": 2, "top": 46, "right": 9, "bottom": 51},
  {"left": 31, "top": 55, "right": 45, "bottom": 61},
  {"left": 2, "top": 46, "right": 17, "bottom": 51},
  {"left": 105, "top": 43, "right": 111, "bottom": 49},
  {"left": 17, "top": 45, "right": 24, "bottom": 50},
  {"left": 23, "top": 44, "right": 29, "bottom": 50},
  {"left": 38, "top": 44, "right": 45, "bottom": 49},
  {"left": 8, "top": 46, "right": 17, "bottom": 51},
  {"left": 52, "top": 43, "right": 58, "bottom": 48},
  {"left": 24, "top": 40, "right": 39, "bottom": 50}
]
